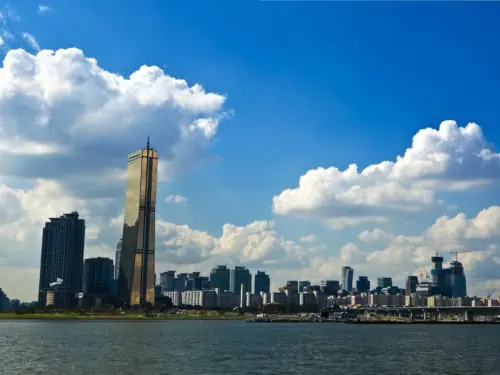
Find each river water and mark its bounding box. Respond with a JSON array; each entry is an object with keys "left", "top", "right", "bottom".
[{"left": 1, "top": 320, "right": 499, "bottom": 374}]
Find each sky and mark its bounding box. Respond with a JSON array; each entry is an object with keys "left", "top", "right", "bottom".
[{"left": 1, "top": 0, "right": 500, "bottom": 301}]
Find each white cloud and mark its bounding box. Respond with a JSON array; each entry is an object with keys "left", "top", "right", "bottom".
[
  {"left": 299, "top": 234, "right": 317, "bottom": 243},
  {"left": 22, "top": 32, "right": 40, "bottom": 51},
  {"left": 38, "top": 5, "right": 51, "bottom": 14},
  {"left": 358, "top": 228, "right": 389, "bottom": 242},
  {"left": 157, "top": 220, "right": 312, "bottom": 267},
  {"left": 273, "top": 121, "right": 500, "bottom": 227},
  {"left": 326, "top": 216, "right": 388, "bottom": 230},
  {"left": 427, "top": 206, "right": 500, "bottom": 244},
  {"left": 0, "top": 36, "right": 4, "bottom": 47},
  {"left": 166, "top": 194, "right": 188, "bottom": 204}
]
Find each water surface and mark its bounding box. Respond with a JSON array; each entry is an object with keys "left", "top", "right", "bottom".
[{"left": 1, "top": 320, "right": 499, "bottom": 374}]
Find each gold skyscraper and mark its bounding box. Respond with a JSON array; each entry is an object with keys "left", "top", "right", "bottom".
[{"left": 118, "top": 138, "right": 158, "bottom": 306}]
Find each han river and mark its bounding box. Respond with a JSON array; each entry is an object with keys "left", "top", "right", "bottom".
[{"left": 1, "top": 320, "right": 499, "bottom": 374}]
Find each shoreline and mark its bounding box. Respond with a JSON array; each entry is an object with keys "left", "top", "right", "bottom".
[{"left": 0, "top": 313, "right": 247, "bottom": 321}]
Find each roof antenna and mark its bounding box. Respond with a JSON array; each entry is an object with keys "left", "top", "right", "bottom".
[{"left": 146, "top": 136, "right": 150, "bottom": 150}]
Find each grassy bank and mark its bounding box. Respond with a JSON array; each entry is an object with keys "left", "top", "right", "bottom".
[{"left": 0, "top": 312, "right": 248, "bottom": 321}]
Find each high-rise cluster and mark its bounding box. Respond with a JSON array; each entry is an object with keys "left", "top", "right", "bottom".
[{"left": 35, "top": 139, "right": 158, "bottom": 309}]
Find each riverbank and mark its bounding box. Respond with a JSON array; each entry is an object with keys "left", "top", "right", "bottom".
[{"left": 0, "top": 313, "right": 247, "bottom": 321}]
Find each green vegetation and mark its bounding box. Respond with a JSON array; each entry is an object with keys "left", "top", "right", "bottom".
[{"left": 0, "top": 310, "right": 248, "bottom": 321}]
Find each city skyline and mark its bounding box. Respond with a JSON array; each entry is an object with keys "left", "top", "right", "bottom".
[{"left": 1, "top": 2, "right": 500, "bottom": 302}]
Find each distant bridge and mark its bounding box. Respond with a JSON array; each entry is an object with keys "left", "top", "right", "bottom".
[{"left": 327, "top": 306, "right": 500, "bottom": 321}]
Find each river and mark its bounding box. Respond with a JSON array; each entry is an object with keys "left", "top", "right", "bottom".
[{"left": 1, "top": 320, "right": 499, "bottom": 374}]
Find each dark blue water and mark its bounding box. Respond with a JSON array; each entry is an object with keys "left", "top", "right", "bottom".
[{"left": 1, "top": 320, "right": 499, "bottom": 374}]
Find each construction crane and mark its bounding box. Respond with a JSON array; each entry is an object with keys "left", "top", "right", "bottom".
[
  {"left": 450, "top": 250, "right": 460, "bottom": 262},
  {"left": 487, "top": 288, "right": 496, "bottom": 299}
]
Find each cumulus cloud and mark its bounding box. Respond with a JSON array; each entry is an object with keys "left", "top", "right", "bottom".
[
  {"left": 299, "top": 234, "right": 317, "bottom": 243},
  {"left": 427, "top": 206, "right": 500, "bottom": 244},
  {"left": 166, "top": 194, "right": 188, "bottom": 204},
  {"left": 273, "top": 121, "right": 500, "bottom": 228},
  {"left": 358, "top": 228, "right": 389, "bottom": 242},
  {"left": 38, "top": 5, "right": 51, "bottom": 14},
  {"left": 156, "top": 220, "right": 312, "bottom": 268},
  {"left": 22, "top": 32, "right": 40, "bottom": 51},
  {"left": 0, "top": 48, "right": 226, "bottom": 192}
]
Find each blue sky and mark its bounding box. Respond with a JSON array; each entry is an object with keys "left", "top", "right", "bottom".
[{"left": 2, "top": 1, "right": 500, "bottom": 300}]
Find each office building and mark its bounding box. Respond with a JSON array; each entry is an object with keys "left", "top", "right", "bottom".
[
  {"left": 377, "top": 277, "right": 393, "bottom": 288},
  {"left": 114, "top": 239, "right": 122, "bottom": 280},
  {"left": 160, "top": 271, "right": 176, "bottom": 292},
  {"left": 38, "top": 212, "right": 85, "bottom": 308},
  {"left": 286, "top": 280, "right": 299, "bottom": 292},
  {"left": 320, "top": 280, "right": 340, "bottom": 295},
  {"left": 82, "top": 257, "right": 114, "bottom": 298},
  {"left": 450, "top": 260, "right": 467, "bottom": 297},
  {"left": 298, "top": 280, "right": 311, "bottom": 292},
  {"left": 119, "top": 138, "right": 158, "bottom": 307},
  {"left": 406, "top": 276, "right": 418, "bottom": 295},
  {"left": 175, "top": 273, "right": 188, "bottom": 292},
  {"left": 230, "top": 266, "right": 251, "bottom": 295},
  {"left": 429, "top": 253, "right": 467, "bottom": 298},
  {"left": 356, "top": 276, "right": 370, "bottom": 293},
  {"left": 0, "top": 288, "right": 9, "bottom": 311},
  {"left": 210, "top": 265, "right": 230, "bottom": 291},
  {"left": 254, "top": 271, "right": 270, "bottom": 294},
  {"left": 341, "top": 266, "right": 354, "bottom": 292}
]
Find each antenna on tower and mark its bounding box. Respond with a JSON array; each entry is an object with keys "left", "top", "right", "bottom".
[
  {"left": 450, "top": 250, "right": 459, "bottom": 262},
  {"left": 146, "top": 136, "right": 150, "bottom": 150}
]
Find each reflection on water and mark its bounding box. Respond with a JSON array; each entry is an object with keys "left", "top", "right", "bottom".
[{"left": 1, "top": 320, "right": 499, "bottom": 374}]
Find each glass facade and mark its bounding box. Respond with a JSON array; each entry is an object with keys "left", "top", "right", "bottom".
[
  {"left": 377, "top": 277, "right": 393, "bottom": 288},
  {"left": 356, "top": 276, "right": 370, "bottom": 293},
  {"left": 230, "top": 266, "right": 252, "bottom": 294},
  {"left": 83, "top": 257, "right": 114, "bottom": 297},
  {"left": 341, "top": 266, "right": 354, "bottom": 292},
  {"left": 119, "top": 141, "right": 158, "bottom": 307},
  {"left": 254, "top": 271, "right": 270, "bottom": 294},
  {"left": 210, "top": 265, "right": 230, "bottom": 291}
]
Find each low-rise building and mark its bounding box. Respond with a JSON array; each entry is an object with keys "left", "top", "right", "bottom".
[
  {"left": 164, "top": 291, "right": 182, "bottom": 306},
  {"left": 181, "top": 290, "right": 217, "bottom": 308}
]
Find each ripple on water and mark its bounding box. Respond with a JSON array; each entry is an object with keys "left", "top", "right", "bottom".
[{"left": 0, "top": 321, "right": 499, "bottom": 374}]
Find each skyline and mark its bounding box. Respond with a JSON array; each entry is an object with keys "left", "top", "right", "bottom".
[{"left": 1, "top": 1, "right": 500, "bottom": 301}]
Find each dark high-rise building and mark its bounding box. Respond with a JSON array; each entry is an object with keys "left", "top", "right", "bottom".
[
  {"left": 254, "top": 271, "right": 270, "bottom": 294},
  {"left": 286, "top": 280, "right": 299, "bottom": 293},
  {"left": 37, "top": 212, "right": 85, "bottom": 308},
  {"left": 0, "top": 288, "right": 9, "bottom": 311},
  {"left": 175, "top": 273, "right": 188, "bottom": 292},
  {"left": 450, "top": 260, "right": 467, "bottom": 297},
  {"left": 406, "top": 276, "right": 418, "bottom": 295},
  {"left": 356, "top": 276, "right": 370, "bottom": 293},
  {"left": 83, "top": 257, "right": 114, "bottom": 298},
  {"left": 210, "top": 265, "right": 230, "bottom": 291},
  {"left": 298, "top": 280, "right": 311, "bottom": 292},
  {"left": 119, "top": 138, "right": 158, "bottom": 307},
  {"left": 341, "top": 266, "right": 354, "bottom": 292},
  {"left": 377, "top": 277, "right": 393, "bottom": 288},
  {"left": 114, "top": 238, "right": 122, "bottom": 280},
  {"left": 230, "top": 266, "right": 251, "bottom": 295},
  {"left": 160, "top": 271, "right": 176, "bottom": 292},
  {"left": 320, "top": 280, "right": 340, "bottom": 295}
]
